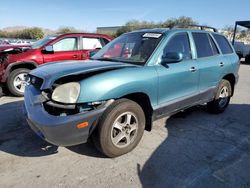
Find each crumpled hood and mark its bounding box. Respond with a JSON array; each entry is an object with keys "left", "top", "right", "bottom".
[{"left": 29, "top": 60, "right": 137, "bottom": 89}]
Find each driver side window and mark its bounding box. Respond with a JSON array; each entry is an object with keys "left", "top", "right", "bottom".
[
  {"left": 163, "top": 33, "right": 191, "bottom": 60},
  {"left": 53, "top": 37, "right": 77, "bottom": 52}
]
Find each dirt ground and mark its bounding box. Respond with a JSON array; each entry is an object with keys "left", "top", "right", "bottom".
[{"left": 0, "top": 64, "right": 250, "bottom": 188}]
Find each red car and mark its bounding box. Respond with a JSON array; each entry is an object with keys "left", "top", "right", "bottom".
[{"left": 0, "top": 33, "right": 113, "bottom": 96}]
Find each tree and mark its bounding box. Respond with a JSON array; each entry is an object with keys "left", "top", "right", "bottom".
[
  {"left": 162, "top": 16, "right": 198, "bottom": 28},
  {"left": 222, "top": 25, "right": 235, "bottom": 40},
  {"left": 28, "top": 27, "right": 44, "bottom": 39},
  {"left": 0, "top": 30, "right": 7, "bottom": 38},
  {"left": 0, "top": 27, "right": 44, "bottom": 39},
  {"left": 56, "top": 27, "right": 78, "bottom": 34},
  {"left": 21, "top": 27, "right": 44, "bottom": 39},
  {"left": 116, "top": 16, "right": 197, "bottom": 36},
  {"left": 239, "top": 30, "right": 247, "bottom": 39}
]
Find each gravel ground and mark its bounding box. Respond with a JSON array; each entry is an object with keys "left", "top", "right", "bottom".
[{"left": 0, "top": 64, "right": 250, "bottom": 188}]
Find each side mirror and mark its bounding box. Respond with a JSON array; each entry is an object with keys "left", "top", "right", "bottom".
[
  {"left": 42, "top": 45, "right": 54, "bottom": 54},
  {"left": 161, "top": 52, "right": 183, "bottom": 64}
]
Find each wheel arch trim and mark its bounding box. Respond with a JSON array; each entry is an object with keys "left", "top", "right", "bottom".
[{"left": 4, "top": 61, "right": 38, "bottom": 81}]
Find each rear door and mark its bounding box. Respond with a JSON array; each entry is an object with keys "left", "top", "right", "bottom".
[
  {"left": 43, "top": 37, "right": 81, "bottom": 63},
  {"left": 191, "top": 32, "right": 225, "bottom": 99},
  {"left": 212, "top": 33, "right": 236, "bottom": 65}
]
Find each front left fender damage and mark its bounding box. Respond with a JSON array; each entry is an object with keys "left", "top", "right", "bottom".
[{"left": 24, "top": 85, "right": 114, "bottom": 146}]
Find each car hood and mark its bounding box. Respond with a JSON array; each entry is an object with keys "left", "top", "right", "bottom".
[{"left": 29, "top": 60, "right": 138, "bottom": 90}]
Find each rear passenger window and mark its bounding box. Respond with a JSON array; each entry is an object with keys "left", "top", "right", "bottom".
[
  {"left": 212, "top": 34, "right": 234, "bottom": 54},
  {"left": 192, "top": 33, "right": 218, "bottom": 58},
  {"left": 82, "top": 38, "right": 103, "bottom": 50},
  {"left": 163, "top": 33, "right": 191, "bottom": 60}
]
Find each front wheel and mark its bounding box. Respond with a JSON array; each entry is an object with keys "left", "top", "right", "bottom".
[
  {"left": 7, "top": 68, "right": 30, "bottom": 97},
  {"left": 93, "top": 99, "right": 145, "bottom": 157},
  {"left": 207, "top": 79, "right": 232, "bottom": 114}
]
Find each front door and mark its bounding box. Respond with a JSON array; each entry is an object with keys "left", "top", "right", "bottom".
[{"left": 156, "top": 32, "right": 199, "bottom": 113}]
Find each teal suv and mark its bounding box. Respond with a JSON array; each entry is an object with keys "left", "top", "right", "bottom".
[{"left": 24, "top": 26, "right": 240, "bottom": 157}]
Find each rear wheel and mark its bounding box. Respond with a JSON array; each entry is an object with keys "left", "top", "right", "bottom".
[
  {"left": 207, "top": 79, "right": 232, "bottom": 114},
  {"left": 245, "top": 54, "right": 250, "bottom": 64},
  {"left": 93, "top": 99, "right": 145, "bottom": 157},
  {"left": 7, "top": 68, "right": 30, "bottom": 97}
]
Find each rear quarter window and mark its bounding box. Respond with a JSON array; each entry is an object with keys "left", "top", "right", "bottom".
[{"left": 212, "top": 34, "right": 234, "bottom": 54}]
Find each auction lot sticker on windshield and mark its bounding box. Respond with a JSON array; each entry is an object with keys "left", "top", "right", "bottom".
[{"left": 143, "top": 33, "right": 162, "bottom": 38}]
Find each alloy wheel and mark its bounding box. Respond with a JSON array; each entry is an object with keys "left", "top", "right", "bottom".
[
  {"left": 218, "top": 86, "right": 229, "bottom": 108},
  {"left": 13, "top": 73, "right": 28, "bottom": 93},
  {"left": 111, "top": 112, "right": 138, "bottom": 148}
]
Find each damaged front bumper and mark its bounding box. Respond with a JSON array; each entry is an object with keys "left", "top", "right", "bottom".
[
  {"left": 0, "top": 53, "right": 8, "bottom": 82},
  {"left": 24, "top": 85, "right": 113, "bottom": 146}
]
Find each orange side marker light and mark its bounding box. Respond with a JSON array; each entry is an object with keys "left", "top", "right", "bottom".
[{"left": 77, "top": 122, "right": 89, "bottom": 129}]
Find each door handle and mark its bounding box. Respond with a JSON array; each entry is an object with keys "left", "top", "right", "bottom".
[
  {"left": 219, "top": 62, "right": 224, "bottom": 67},
  {"left": 72, "top": 55, "right": 78, "bottom": 58},
  {"left": 189, "top": 67, "right": 197, "bottom": 72}
]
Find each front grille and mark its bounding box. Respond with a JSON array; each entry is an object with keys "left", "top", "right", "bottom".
[{"left": 29, "top": 75, "right": 44, "bottom": 89}]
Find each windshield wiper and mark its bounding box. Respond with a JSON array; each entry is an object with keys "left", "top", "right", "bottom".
[
  {"left": 91, "top": 57, "right": 144, "bottom": 65},
  {"left": 92, "top": 57, "right": 117, "bottom": 62}
]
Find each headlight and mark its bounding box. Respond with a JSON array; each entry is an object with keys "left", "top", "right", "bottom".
[{"left": 52, "top": 82, "right": 80, "bottom": 104}]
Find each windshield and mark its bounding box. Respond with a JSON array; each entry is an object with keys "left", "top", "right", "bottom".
[
  {"left": 91, "top": 32, "right": 163, "bottom": 65},
  {"left": 31, "top": 35, "right": 59, "bottom": 49}
]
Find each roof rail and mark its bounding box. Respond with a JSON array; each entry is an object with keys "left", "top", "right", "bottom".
[{"left": 171, "top": 24, "right": 218, "bottom": 32}]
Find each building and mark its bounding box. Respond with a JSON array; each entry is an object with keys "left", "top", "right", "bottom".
[{"left": 96, "top": 26, "right": 121, "bottom": 34}]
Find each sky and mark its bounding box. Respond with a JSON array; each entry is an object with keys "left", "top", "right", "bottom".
[{"left": 0, "top": 0, "right": 249, "bottom": 32}]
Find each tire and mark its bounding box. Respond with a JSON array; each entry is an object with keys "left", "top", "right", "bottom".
[
  {"left": 236, "top": 52, "right": 243, "bottom": 60},
  {"left": 7, "top": 68, "right": 30, "bottom": 97},
  {"left": 207, "top": 79, "right": 232, "bottom": 114},
  {"left": 245, "top": 55, "right": 250, "bottom": 64},
  {"left": 93, "top": 98, "right": 145, "bottom": 157}
]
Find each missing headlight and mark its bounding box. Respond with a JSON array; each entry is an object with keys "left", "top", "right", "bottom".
[
  {"left": 43, "top": 101, "right": 79, "bottom": 116},
  {"left": 43, "top": 93, "right": 114, "bottom": 116},
  {"left": 43, "top": 101, "right": 95, "bottom": 116}
]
